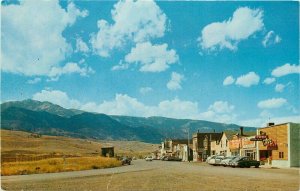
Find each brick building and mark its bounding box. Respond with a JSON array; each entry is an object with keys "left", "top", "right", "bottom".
[{"left": 255, "top": 123, "right": 299, "bottom": 167}]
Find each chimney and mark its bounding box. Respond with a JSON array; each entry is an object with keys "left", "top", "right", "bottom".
[
  {"left": 267, "top": 122, "right": 275, "bottom": 127},
  {"left": 240, "top": 127, "right": 244, "bottom": 136}
]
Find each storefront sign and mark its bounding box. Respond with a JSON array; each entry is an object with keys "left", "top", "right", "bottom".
[
  {"left": 229, "top": 139, "right": 240, "bottom": 149},
  {"left": 242, "top": 139, "right": 256, "bottom": 149},
  {"left": 251, "top": 131, "right": 278, "bottom": 150},
  {"left": 250, "top": 135, "right": 268, "bottom": 141},
  {"left": 250, "top": 131, "right": 268, "bottom": 141}
]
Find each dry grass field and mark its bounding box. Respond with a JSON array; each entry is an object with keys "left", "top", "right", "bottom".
[
  {"left": 1, "top": 156, "right": 121, "bottom": 176},
  {"left": 1, "top": 130, "right": 159, "bottom": 175}
]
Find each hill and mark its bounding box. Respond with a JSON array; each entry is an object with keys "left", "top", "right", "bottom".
[
  {"left": 1, "top": 129, "right": 158, "bottom": 159},
  {"left": 1, "top": 99, "right": 83, "bottom": 117},
  {"left": 0, "top": 100, "right": 257, "bottom": 143}
]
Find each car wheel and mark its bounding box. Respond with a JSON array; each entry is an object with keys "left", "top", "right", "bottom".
[{"left": 255, "top": 165, "right": 259, "bottom": 168}]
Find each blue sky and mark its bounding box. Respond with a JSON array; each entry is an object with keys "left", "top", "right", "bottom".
[{"left": 1, "top": 0, "right": 299, "bottom": 127}]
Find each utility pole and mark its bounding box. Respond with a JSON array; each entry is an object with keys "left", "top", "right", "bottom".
[{"left": 187, "top": 128, "right": 190, "bottom": 162}]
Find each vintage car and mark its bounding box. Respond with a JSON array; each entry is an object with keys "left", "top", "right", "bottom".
[
  {"left": 220, "top": 156, "right": 237, "bottom": 166},
  {"left": 208, "top": 155, "right": 224, "bottom": 166},
  {"left": 231, "top": 157, "right": 260, "bottom": 168},
  {"left": 206, "top": 155, "right": 216, "bottom": 163},
  {"left": 163, "top": 156, "right": 182, "bottom": 161},
  {"left": 121, "top": 157, "right": 132, "bottom": 165},
  {"left": 145, "top": 156, "right": 153, "bottom": 161}
]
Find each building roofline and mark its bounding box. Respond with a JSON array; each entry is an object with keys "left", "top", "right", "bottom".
[{"left": 259, "top": 122, "right": 292, "bottom": 129}]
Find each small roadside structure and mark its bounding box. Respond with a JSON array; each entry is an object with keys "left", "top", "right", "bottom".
[{"left": 101, "top": 146, "right": 114, "bottom": 157}]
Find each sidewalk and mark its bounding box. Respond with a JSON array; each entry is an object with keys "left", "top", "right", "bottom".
[{"left": 260, "top": 164, "right": 300, "bottom": 170}]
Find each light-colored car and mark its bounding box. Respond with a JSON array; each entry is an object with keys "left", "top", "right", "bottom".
[
  {"left": 145, "top": 156, "right": 153, "bottom": 161},
  {"left": 208, "top": 155, "right": 225, "bottom": 165},
  {"left": 220, "top": 156, "right": 237, "bottom": 166},
  {"left": 206, "top": 155, "right": 216, "bottom": 163}
]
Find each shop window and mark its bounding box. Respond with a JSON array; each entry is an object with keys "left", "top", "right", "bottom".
[{"left": 279, "top": 152, "right": 284, "bottom": 159}]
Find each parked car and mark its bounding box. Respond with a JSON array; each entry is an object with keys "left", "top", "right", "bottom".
[
  {"left": 121, "top": 157, "right": 131, "bottom": 165},
  {"left": 208, "top": 155, "right": 224, "bottom": 166},
  {"left": 220, "top": 156, "right": 237, "bottom": 166},
  {"left": 206, "top": 155, "right": 216, "bottom": 163},
  {"left": 228, "top": 157, "right": 241, "bottom": 167},
  {"left": 231, "top": 157, "right": 260, "bottom": 168},
  {"left": 145, "top": 156, "right": 153, "bottom": 161},
  {"left": 164, "top": 156, "right": 182, "bottom": 161}
]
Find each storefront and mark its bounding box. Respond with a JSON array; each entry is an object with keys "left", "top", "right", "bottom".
[
  {"left": 255, "top": 123, "right": 299, "bottom": 168},
  {"left": 241, "top": 136, "right": 256, "bottom": 160}
]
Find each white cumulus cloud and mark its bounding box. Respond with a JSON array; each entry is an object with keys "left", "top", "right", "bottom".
[
  {"left": 124, "top": 42, "right": 179, "bottom": 72},
  {"left": 75, "top": 38, "right": 89, "bottom": 53},
  {"left": 167, "top": 72, "right": 184, "bottom": 90},
  {"left": 27, "top": 77, "right": 41, "bottom": 84},
  {"left": 81, "top": 94, "right": 201, "bottom": 120},
  {"left": 257, "top": 98, "right": 287, "bottom": 109},
  {"left": 263, "top": 77, "right": 275, "bottom": 85},
  {"left": 200, "top": 101, "right": 236, "bottom": 124},
  {"left": 236, "top": 72, "right": 260, "bottom": 87},
  {"left": 1, "top": 0, "right": 88, "bottom": 76},
  {"left": 208, "top": 101, "right": 235, "bottom": 114},
  {"left": 198, "top": 7, "right": 264, "bottom": 52},
  {"left": 271, "top": 63, "right": 300, "bottom": 77},
  {"left": 275, "top": 84, "right": 285, "bottom": 92},
  {"left": 90, "top": 0, "right": 167, "bottom": 57},
  {"left": 223, "top": 76, "right": 235, "bottom": 86},
  {"left": 48, "top": 62, "right": 94, "bottom": 81},
  {"left": 33, "top": 90, "right": 81, "bottom": 109},
  {"left": 262, "top": 30, "right": 281, "bottom": 47}
]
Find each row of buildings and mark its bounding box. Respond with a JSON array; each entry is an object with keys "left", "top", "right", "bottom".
[{"left": 158, "top": 122, "right": 299, "bottom": 168}]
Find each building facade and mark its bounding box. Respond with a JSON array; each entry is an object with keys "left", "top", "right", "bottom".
[
  {"left": 210, "top": 132, "right": 231, "bottom": 156},
  {"left": 161, "top": 139, "right": 192, "bottom": 161},
  {"left": 192, "top": 132, "right": 222, "bottom": 161},
  {"left": 241, "top": 136, "right": 256, "bottom": 160},
  {"left": 255, "top": 123, "right": 299, "bottom": 168}
]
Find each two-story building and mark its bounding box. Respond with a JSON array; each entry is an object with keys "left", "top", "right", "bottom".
[
  {"left": 210, "top": 132, "right": 236, "bottom": 156},
  {"left": 161, "top": 139, "right": 192, "bottom": 161},
  {"left": 192, "top": 131, "right": 222, "bottom": 161},
  {"left": 255, "top": 122, "right": 299, "bottom": 167}
]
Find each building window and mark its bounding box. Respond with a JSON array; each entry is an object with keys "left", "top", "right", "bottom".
[{"left": 279, "top": 152, "right": 284, "bottom": 159}]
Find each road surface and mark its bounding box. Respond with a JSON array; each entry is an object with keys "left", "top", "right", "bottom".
[{"left": 2, "top": 160, "right": 299, "bottom": 191}]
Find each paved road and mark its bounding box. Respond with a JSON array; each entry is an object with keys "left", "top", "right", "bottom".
[
  {"left": 2, "top": 160, "right": 299, "bottom": 191},
  {"left": 2, "top": 159, "right": 159, "bottom": 182}
]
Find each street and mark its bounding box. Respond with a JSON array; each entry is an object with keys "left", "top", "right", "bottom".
[{"left": 2, "top": 160, "right": 299, "bottom": 191}]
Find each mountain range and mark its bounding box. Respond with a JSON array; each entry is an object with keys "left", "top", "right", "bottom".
[{"left": 1, "top": 99, "right": 257, "bottom": 143}]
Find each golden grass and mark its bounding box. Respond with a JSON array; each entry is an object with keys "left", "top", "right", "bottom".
[
  {"left": 1, "top": 129, "right": 158, "bottom": 176},
  {"left": 1, "top": 156, "right": 122, "bottom": 176},
  {"left": 1, "top": 130, "right": 159, "bottom": 158}
]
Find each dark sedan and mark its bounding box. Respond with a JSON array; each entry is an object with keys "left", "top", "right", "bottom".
[{"left": 231, "top": 157, "right": 260, "bottom": 168}]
